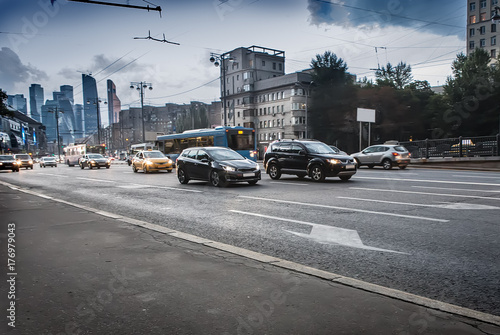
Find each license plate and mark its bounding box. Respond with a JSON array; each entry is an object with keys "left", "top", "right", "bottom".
[
  {"left": 243, "top": 173, "right": 255, "bottom": 177},
  {"left": 345, "top": 164, "right": 355, "bottom": 169}
]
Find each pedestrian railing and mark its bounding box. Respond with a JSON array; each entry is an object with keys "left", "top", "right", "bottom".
[{"left": 400, "top": 135, "right": 500, "bottom": 159}]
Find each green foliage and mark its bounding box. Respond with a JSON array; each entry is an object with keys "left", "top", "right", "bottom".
[
  {"left": 0, "top": 89, "right": 14, "bottom": 117},
  {"left": 375, "top": 62, "right": 413, "bottom": 90}
]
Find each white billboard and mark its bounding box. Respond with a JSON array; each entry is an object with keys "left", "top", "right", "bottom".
[{"left": 357, "top": 108, "right": 376, "bottom": 123}]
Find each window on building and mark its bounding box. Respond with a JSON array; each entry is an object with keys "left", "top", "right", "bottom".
[
  {"left": 249, "top": 60, "right": 253, "bottom": 68},
  {"left": 480, "top": 38, "right": 486, "bottom": 47},
  {"left": 259, "top": 121, "right": 262, "bottom": 128},
  {"left": 470, "top": 28, "right": 475, "bottom": 37},
  {"left": 493, "top": 0, "right": 499, "bottom": 6},
  {"left": 237, "top": 99, "right": 240, "bottom": 105},
  {"left": 470, "top": 40, "right": 475, "bottom": 49},
  {"left": 492, "top": 23, "right": 497, "bottom": 32},
  {"left": 480, "top": 12, "right": 487, "bottom": 21},
  {"left": 480, "top": 26, "right": 486, "bottom": 34},
  {"left": 491, "top": 49, "right": 497, "bottom": 58},
  {"left": 272, "top": 120, "right": 275, "bottom": 127},
  {"left": 481, "top": 0, "right": 487, "bottom": 8},
  {"left": 272, "top": 106, "right": 275, "bottom": 114},
  {"left": 237, "top": 111, "right": 240, "bottom": 117},
  {"left": 262, "top": 60, "right": 265, "bottom": 66},
  {"left": 279, "top": 63, "right": 283, "bottom": 71},
  {"left": 259, "top": 108, "right": 262, "bottom": 116},
  {"left": 263, "top": 107, "right": 267, "bottom": 115},
  {"left": 277, "top": 119, "right": 280, "bottom": 127},
  {"left": 470, "top": 2, "right": 476, "bottom": 11},
  {"left": 243, "top": 84, "right": 251, "bottom": 91},
  {"left": 236, "top": 75, "right": 239, "bottom": 80},
  {"left": 492, "top": 35, "right": 497, "bottom": 45},
  {"left": 264, "top": 121, "right": 267, "bottom": 128},
  {"left": 273, "top": 62, "right": 276, "bottom": 70},
  {"left": 471, "top": 15, "right": 477, "bottom": 23},
  {"left": 272, "top": 93, "right": 275, "bottom": 101}
]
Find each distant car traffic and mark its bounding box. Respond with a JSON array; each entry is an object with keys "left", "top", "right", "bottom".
[
  {"left": 14, "top": 154, "right": 34, "bottom": 169},
  {"left": 176, "top": 146, "right": 261, "bottom": 187},
  {"left": 264, "top": 139, "right": 357, "bottom": 181},
  {"left": 0, "top": 155, "right": 20, "bottom": 172},
  {"left": 39, "top": 157, "right": 57, "bottom": 168},
  {"left": 79, "top": 154, "right": 111, "bottom": 169},
  {"left": 132, "top": 150, "right": 174, "bottom": 173},
  {"left": 351, "top": 144, "right": 410, "bottom": 170}
]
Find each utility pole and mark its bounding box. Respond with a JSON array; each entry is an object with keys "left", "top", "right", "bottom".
[
  {"left": 48, "top": 107, "right": 64, "bottom": 160},
  {"left": 130, "top": 82, "right": 153, "bottom": 143}
]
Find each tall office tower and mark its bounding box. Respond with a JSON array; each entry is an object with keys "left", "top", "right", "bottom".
[
  {"left": 7, "top": 94, "right": 28, "bottom": 115},
  {"left": 29, "top": 84, "right": 44, "bottom": 122},
  {"left": 73, "top": 104, "right": 84, "bottom": 139},
  {"left": 82, "top": 74, "right": 99, "bottom": 137},
  {"left": 107, "top": 79, "right": 121, "bottom": 125},
  {"left": 60, "top": 85, "right": 74, "bottom": 104},
  {"left": 41, "top": 100, "right": 59, "bottom": 142},
  {"left": 467, "top": 0, "right": 500, "bottom": 58}
]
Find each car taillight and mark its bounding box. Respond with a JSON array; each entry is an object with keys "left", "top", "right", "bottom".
[{"left": 392, "top": 152, "right": 399, "bottom": 156}]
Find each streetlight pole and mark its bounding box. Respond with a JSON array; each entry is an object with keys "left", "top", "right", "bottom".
[
  {"left": 294, "top": 81, "right": 313, "bottom": 139},
  {"left": 48, "top": 107, "right": 64, "bottom": 159},
  {"left": 210, "top": 52, "right": 234, "bottom": 127},
  {"left": 130, "top": 82, "right": 153, "bottom": 143}
]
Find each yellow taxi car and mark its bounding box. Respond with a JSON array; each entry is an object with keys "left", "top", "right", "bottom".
[{"left": 132, "top": 150, "right": 174, "bottom": 173}]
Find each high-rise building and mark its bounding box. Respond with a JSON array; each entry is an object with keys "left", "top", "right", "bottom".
[
  {"left": 60, "top": 85, "right": 74, "bottom": 104},
  {"left": 82, "top": 74, "right": 99, "bottom": 137},
  {"left": 467, "top": 0, "right": 499, "bottom": 58},
  {"left": 73, "top": 104, "right": 84, "bottom": 139},
  {"left": 29, "top": 84, "right": 44, "bottom": 122},
  {"left": 7, "top": 94, "right": 28, "bottom": 115},
  {"left": 107, "top": 79, "right": 121, "bottom": 125}
]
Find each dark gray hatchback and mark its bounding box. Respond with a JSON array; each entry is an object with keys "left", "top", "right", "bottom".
[
  {"left": 176, "top": 147, "right": 261, "bottom": 187},
  {"left": 263, "top": 139, "right": 357, "bottom": 181}
]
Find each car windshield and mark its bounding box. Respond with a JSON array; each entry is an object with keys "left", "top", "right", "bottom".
[
  {"left": 16, "top": 155, "right": 30, "bottom": 159},
  {"left": 44, "top": 157, "right": 56, "bottom": 161},
  {"left": 0, "top": 155, "right": 14, "bottom": 160},
  {"left": 144, "top": 151, "right": 165, "bottom": 158},
  {"left": 88, "top": 154, "right": 104, "bottom": 159},
  {"left": 303, "top": 142, "right": 335, "bottom": 154},
  {"left": 209, "top": 149, "right": 244, "bottom": 161}
]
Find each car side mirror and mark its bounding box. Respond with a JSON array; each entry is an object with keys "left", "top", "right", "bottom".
[{"left": 298, "top": 150, "right": 306, "bottom": 155}]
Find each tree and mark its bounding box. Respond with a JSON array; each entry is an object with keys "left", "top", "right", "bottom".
[
  {"left": 375, "top": 61, "right": 413, "bottom": 90},
  {"left": 439, "top": 49, "right": 500, "bottom": 136},
  {"left": 0, "top": 89, "right": 14, "bottom": 117}
]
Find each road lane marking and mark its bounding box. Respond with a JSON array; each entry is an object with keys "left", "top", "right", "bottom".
[
  {"left": 117, "top": 184, "right": 202, "bottom": 193},
  {"left": 338, "top": 196, "right": 500, "bottom": 210},
  {"left": 230, "top": 210, "right": 407, "bottom": 254},
  {"left": 412, "top": 186, "right": 500, "bottom": 193},
  {"left": 238, "top": 195, "right": 448, "bottom": 222},
  {"left": 76, "top": 177, "right": 115, "bottom": 183},
  {"left": 451, "top": 174, "right": 500, "bottom": 179},
  {"left": 269, "top": 181, "right": 310, "bottom": 186},
  {"left": 36, "top": 173, "right": 69, "bottom": 178},
  {"left": 350, "top": 187, "right": 500, "bottom": 201},
  {"left": 353, "top": 176, "right": 500, "bottom": 187}
]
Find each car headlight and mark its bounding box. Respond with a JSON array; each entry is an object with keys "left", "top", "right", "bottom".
[
  {"left": 254, "top": 164, "right": 260, "bottom": 170},
  {"left": 327, "top": 159, "right": 341, "bottom": 164},
  {"left": 29, "top": 160, "right": 33, "bottom": 164},
  {"left": 146, "top": 160, "right": 154, "bottom": 165},
  {"left": 90, "top": 160, "right": 96, "bottom": 164},
  {"left": 167, "top": 159, "right": 172, "bottom": 164},
  {"left": 0, "top": 163, "right": 3, "bottom": 166},
  {"left": 222, "top": 165, "right": 235, "bottom": 172}
]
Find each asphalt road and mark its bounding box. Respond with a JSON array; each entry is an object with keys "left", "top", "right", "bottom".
[{"left": 1, "top": 163, "right": 499, "bottom": 317}]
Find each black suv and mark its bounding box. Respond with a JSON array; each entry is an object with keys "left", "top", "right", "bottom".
[{"left": 264, "top": 139, "right": 357, "bottom": 181}]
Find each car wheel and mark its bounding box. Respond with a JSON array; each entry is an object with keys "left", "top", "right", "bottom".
[
  {"left": 132, "top": 165, "right": 138, "bottom": 173},
  {"left": 106, "top": 165, "right": 110, "bottom": 169},
  {"left": 167, "top": 169, "right": 173, "bottom": 173},
  {"left": 30, "top": 166, "right": 33, "bottom": 169},
  {"left": 144, "top": 165, "right": 149, "bottom": 173},
  {"left": 310, "top": 165, "right": 325, "bottom": 182},
  {"left": 382, "top": 159, "right": 393, "bottom": 170},
  {"left": 339, "top": 175, "right": 352, "bottom": 181},
  {"left": 268, "top": 163, "right": 281, "bottom": 180},
  {"left": 399, "top": 165, "right": 407, "bottom": 170},
  {"left": 177, "top": 168, "right": 189, "bottom": 184}
]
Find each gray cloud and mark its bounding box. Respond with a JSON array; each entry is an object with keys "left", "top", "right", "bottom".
[
  {"left": 0, "top": 47, "right": 48, "bottom": 93},
  {"left": 307, "top": 0, "right": 465, "bottom": 38}
]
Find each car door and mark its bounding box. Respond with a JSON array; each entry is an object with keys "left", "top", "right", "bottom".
[
  {"left": 290, "top": 143, "right": 308, "bottom": 171},
  {"left": 182, "top": 149, "right": 199, "bottom": 178},
  {"left": 372, "top": 146, "right": 389, "bottom": 164},
  {"left": 357, "top": 146, "right": 376, "bottom": 164},
  {"left": 134, "top": 152, "right": 145, "bottom": 169},
  {"left": 194, "top": 149, "right": 211, "bottom": 180}
]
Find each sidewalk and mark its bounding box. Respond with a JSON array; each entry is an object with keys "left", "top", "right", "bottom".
[{"left": 1, "top": 183, "right": 500, "bottom": 335}]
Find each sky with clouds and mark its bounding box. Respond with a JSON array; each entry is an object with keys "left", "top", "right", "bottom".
[{"left": 0, "top": 0, "right": 466, "bottom": 126}]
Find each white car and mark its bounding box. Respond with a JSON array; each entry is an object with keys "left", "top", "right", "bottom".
[{"left": 351, "top": 144, "right": 410, "bottom": 170}]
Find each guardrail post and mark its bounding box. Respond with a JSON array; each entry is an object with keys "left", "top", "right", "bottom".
[
  {"left": 458, "top": 136, "right": 463, "bottom": 158},
  {"left": 425, "top": 138, "right": 429, "bottom": 159}
]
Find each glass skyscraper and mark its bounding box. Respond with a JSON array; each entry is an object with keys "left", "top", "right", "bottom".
[
  {"left": 29, "top": 84, "right": 44, "bottom": 122},
  {"left": 82, "top": 74, "right": 99, "bottom": 137},
  {"left": 7, "top": 94, "right": 27, "bottom": 115},
  {"left": 107, "top": 79, "right": 121, "bottom": 125}
]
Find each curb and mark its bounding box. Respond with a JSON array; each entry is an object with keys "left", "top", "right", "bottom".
[{"left": 1, "top": 180, "right": 499, "bottom": 327}]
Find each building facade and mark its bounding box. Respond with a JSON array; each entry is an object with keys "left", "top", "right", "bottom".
[
  {"left": 467, "top": 0, "right": 500, "bottom": 58},
  {"left": 107, "top": 79, "right": 121, "bottom": 125},
  {"left": 82, "top": 74, "right": 100, "bottom": 138},
  {"left": 7, "top": 94, "right": 27, "bottom": 115},
  {"left": 29, "top": 84, "right": 44, "bottom": 122}
]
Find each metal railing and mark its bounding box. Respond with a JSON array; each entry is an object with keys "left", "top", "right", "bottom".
[{"left": 400, "top": 135, "right": 500, "bottom": 159}]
